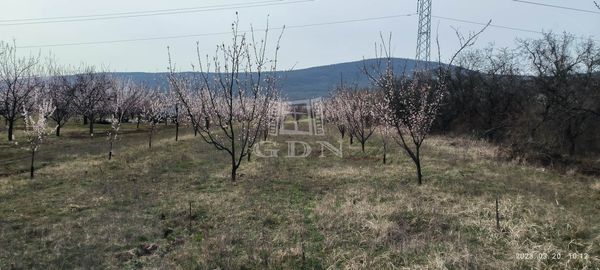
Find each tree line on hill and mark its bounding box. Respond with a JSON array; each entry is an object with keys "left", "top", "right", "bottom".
[
  {"left": 439, "top": 32, "right": 599, "bottom": 168},
  {"left": 327, "top": 31, "right": 599, "bottom": 175}
]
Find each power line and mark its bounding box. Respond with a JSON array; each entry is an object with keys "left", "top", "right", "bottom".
[
  {"left": 0, "top": 0, "right": 280, "bottom": 22},
  {"left": 17, "top": 13, "right": 417, "bottom": 49},
  {"left": 284, "top": 14, "right": 416, "bottom": 29},
  {"left": 433, "top": 15, "right": 599, "bottom": 42},
  {"left": 432, "top": 15, "right": 543, "bottom": 34},
  {"left": 15, "top": 13, "right": 599, "bottom": 49},
  {"left": 18, "top": 31, "right": 232, "bottom": 48},
  {"left": 0, "top": 0, "right": 313, "bottom": 26},
  {"left": 512, "top": 0, "right": 600, "bottom": 15}
]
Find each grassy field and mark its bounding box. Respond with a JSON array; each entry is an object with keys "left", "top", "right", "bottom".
[{"left": 0, "top": 121, "right": 598, "bottom": 269}]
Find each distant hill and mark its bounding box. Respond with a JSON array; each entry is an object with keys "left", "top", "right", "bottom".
[{"left": 111, "top": 58, "right": 436, "bottom": 100}]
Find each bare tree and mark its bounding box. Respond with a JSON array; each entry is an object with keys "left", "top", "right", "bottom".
[
  {"left": 441, "top": 45, "right": 525, "bottom": 140},
  {"left": 73, "top": 66, "right": 110, "bottom": 136},
  {"left": 22, "top": 92, "right": 55, "bottom": 178},
  {"left": 0, "top": 41, "right": 42, "bottom": 141},
  {"left": 107, "top": 79, "right": 142, "bottom": 160},
  {"left": 519, "top": 32, "right": 600, "bottom": 155},
  {"left": 169, "top": 17, "right": 282, "bottom": 182}
]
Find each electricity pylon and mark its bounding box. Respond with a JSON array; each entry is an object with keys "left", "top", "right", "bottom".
[{"left": 415, "top": 0, "right": 432, "bottom": 67}]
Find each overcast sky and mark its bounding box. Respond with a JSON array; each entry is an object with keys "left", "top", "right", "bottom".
[{"left": 1, "top": 0, "right": 598, "bottom": 72}]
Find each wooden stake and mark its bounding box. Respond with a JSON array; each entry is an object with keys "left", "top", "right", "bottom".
[
  {"left": 189, "top": 201, "right": 192, "bottom": 232},
  {"left": 495, "top": 194, "right": 500, "bottom": 230}
]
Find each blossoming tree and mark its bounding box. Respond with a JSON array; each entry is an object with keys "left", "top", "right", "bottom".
[
  {"left": 141, "top": 88, "right": 168, "bottom": 149},
  {"left": 365, "top": 25, "right": 488, "bottom": 184},
  {"left": 107, "top": 79, "right": 142, "bottom": 160},
  {"left": 47, "top": 65, "right": 76, "bottom": 137},
  {"left": 330, "top": 87, "right": 377, "bottom": 152},
  {"left": 0, "top": 41, "right": 42, "bottom": 141},
  {"left": 22, "top": 93, "right": 56, "bottom": 178},
  {"left": 168, "top": 17, "right": 282, "bottom": 182}
]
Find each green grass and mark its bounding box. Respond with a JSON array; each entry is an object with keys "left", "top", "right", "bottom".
[{"left": 0, "top": 121, "right": 598, "bottom": 269}]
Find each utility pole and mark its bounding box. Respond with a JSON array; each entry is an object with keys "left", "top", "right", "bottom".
[{"left": 415, "top": 0, "right": 432, "bottom": 68}]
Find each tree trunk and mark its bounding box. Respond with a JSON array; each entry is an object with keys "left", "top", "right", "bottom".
[
  {"left": 83, "top": 116, "right": 88, "bottom": 125},
  {"left": 7, "top": 119, "right": 14, "bottom": 141},
  {"left": 194, "top": 127, "right": 197, "bottom": 137},
  {"left": 495, "top": 194, "right": 500, "bottom": 230},
  {"left": 566, "top": 125, "right": 576, "bottom": 156},
  {"left": 89, "top": 119, "right": 94, "bottom": 136},
  {"left": 361, "top": 142, "right": 365, "bottom": 152},
  {"left": 148, "top": 129, "right": 153, "bottom": 149},
  {"left": 231, "top": 165, "right": 237, "bottom": 182},
  {"left": 247, "top": 151, "right": 251, "bottom": 162},
  {"left": 56, "top": 125, "right": 61, "bottom": 137},
  {"left": 415, "top": 158, "right": 422, "bottom": 185},
  {"left": 383, "top": 144, "right": 387, "bottom": 164},
  {"left": 568, "top": 141, "right": 576, "bottom": 156},
  {"left": 30, "top": 149, "right": 35, "bottom": 179},
  {"left": 350, "top": 134, "right": 354, "bottom": 145},
  {"left": 108, "top": 139, "right": 113, "bottom": 160},
  {"left": 136, "top": 116, "right": 141, "bottom": 129},
  {"left": 175, "top": 105, "right": 179, "bottom": 141}
]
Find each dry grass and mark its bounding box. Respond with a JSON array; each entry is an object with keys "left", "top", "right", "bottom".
[{"left": 0, "top": 123, "right": 598, "bottom": 269}]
